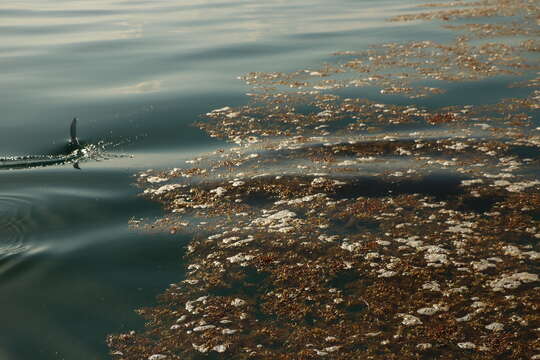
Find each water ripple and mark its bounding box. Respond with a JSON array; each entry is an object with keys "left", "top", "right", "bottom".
[{"left": 0, "top": 193, "right": 36, "bottom": 259}]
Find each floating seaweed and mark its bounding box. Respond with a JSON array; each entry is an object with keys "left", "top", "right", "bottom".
[{"left": 108, "top": 1, "right": 539, "bottom": 359}]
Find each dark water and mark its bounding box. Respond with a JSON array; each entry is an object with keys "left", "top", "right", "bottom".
[{"left": 0, "top": 1, "right": 531, "bottom": 359}]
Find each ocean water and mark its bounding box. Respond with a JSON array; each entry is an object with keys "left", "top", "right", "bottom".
[{"left": 0, "top": 1, "right": 536, "bottom": 359}]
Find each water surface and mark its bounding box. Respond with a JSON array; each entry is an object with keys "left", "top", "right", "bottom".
[{"left": 1, "top": 0, "right": 536, "bottom": 359}]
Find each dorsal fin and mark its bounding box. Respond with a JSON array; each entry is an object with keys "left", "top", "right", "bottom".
[{"left": 70, "top": 118, "right": 80, "bottom": 146}]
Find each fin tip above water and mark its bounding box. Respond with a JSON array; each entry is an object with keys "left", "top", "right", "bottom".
[{"left": 70, "top": 118, "right": 80, "bottom": 147}]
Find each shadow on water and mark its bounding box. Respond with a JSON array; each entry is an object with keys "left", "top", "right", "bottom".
[{"left": 331, "top": 173, "right": 465, "bottom": 200}]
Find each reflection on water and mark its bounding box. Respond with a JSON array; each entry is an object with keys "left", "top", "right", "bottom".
[{"left": 114, "top": 80, "right": 162, "bottom": 95}]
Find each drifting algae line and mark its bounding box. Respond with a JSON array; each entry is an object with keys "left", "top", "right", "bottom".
[{"left": 108, "top": 1, "right": 540, "bottom": 359}]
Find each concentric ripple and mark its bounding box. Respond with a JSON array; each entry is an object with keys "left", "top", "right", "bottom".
[{"left": 0, "top": 193, "right": 36, "bottom": 259}]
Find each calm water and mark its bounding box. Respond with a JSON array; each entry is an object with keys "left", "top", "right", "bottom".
[{"left": 0, "top": 1, "right": 516, "bottom": 359}]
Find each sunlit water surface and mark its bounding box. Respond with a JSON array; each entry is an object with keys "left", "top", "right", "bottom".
[{"left": 0, "top": 0, "right": 526, "bottom": 359}]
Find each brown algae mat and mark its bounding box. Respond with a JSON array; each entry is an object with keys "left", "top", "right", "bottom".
[{"left": 108, "top": 1, "right": 540, "bottom": 359}]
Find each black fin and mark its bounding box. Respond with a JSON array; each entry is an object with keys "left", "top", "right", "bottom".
[{"left": 70, "top": 118, "right": 80, "bottom": 147}]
